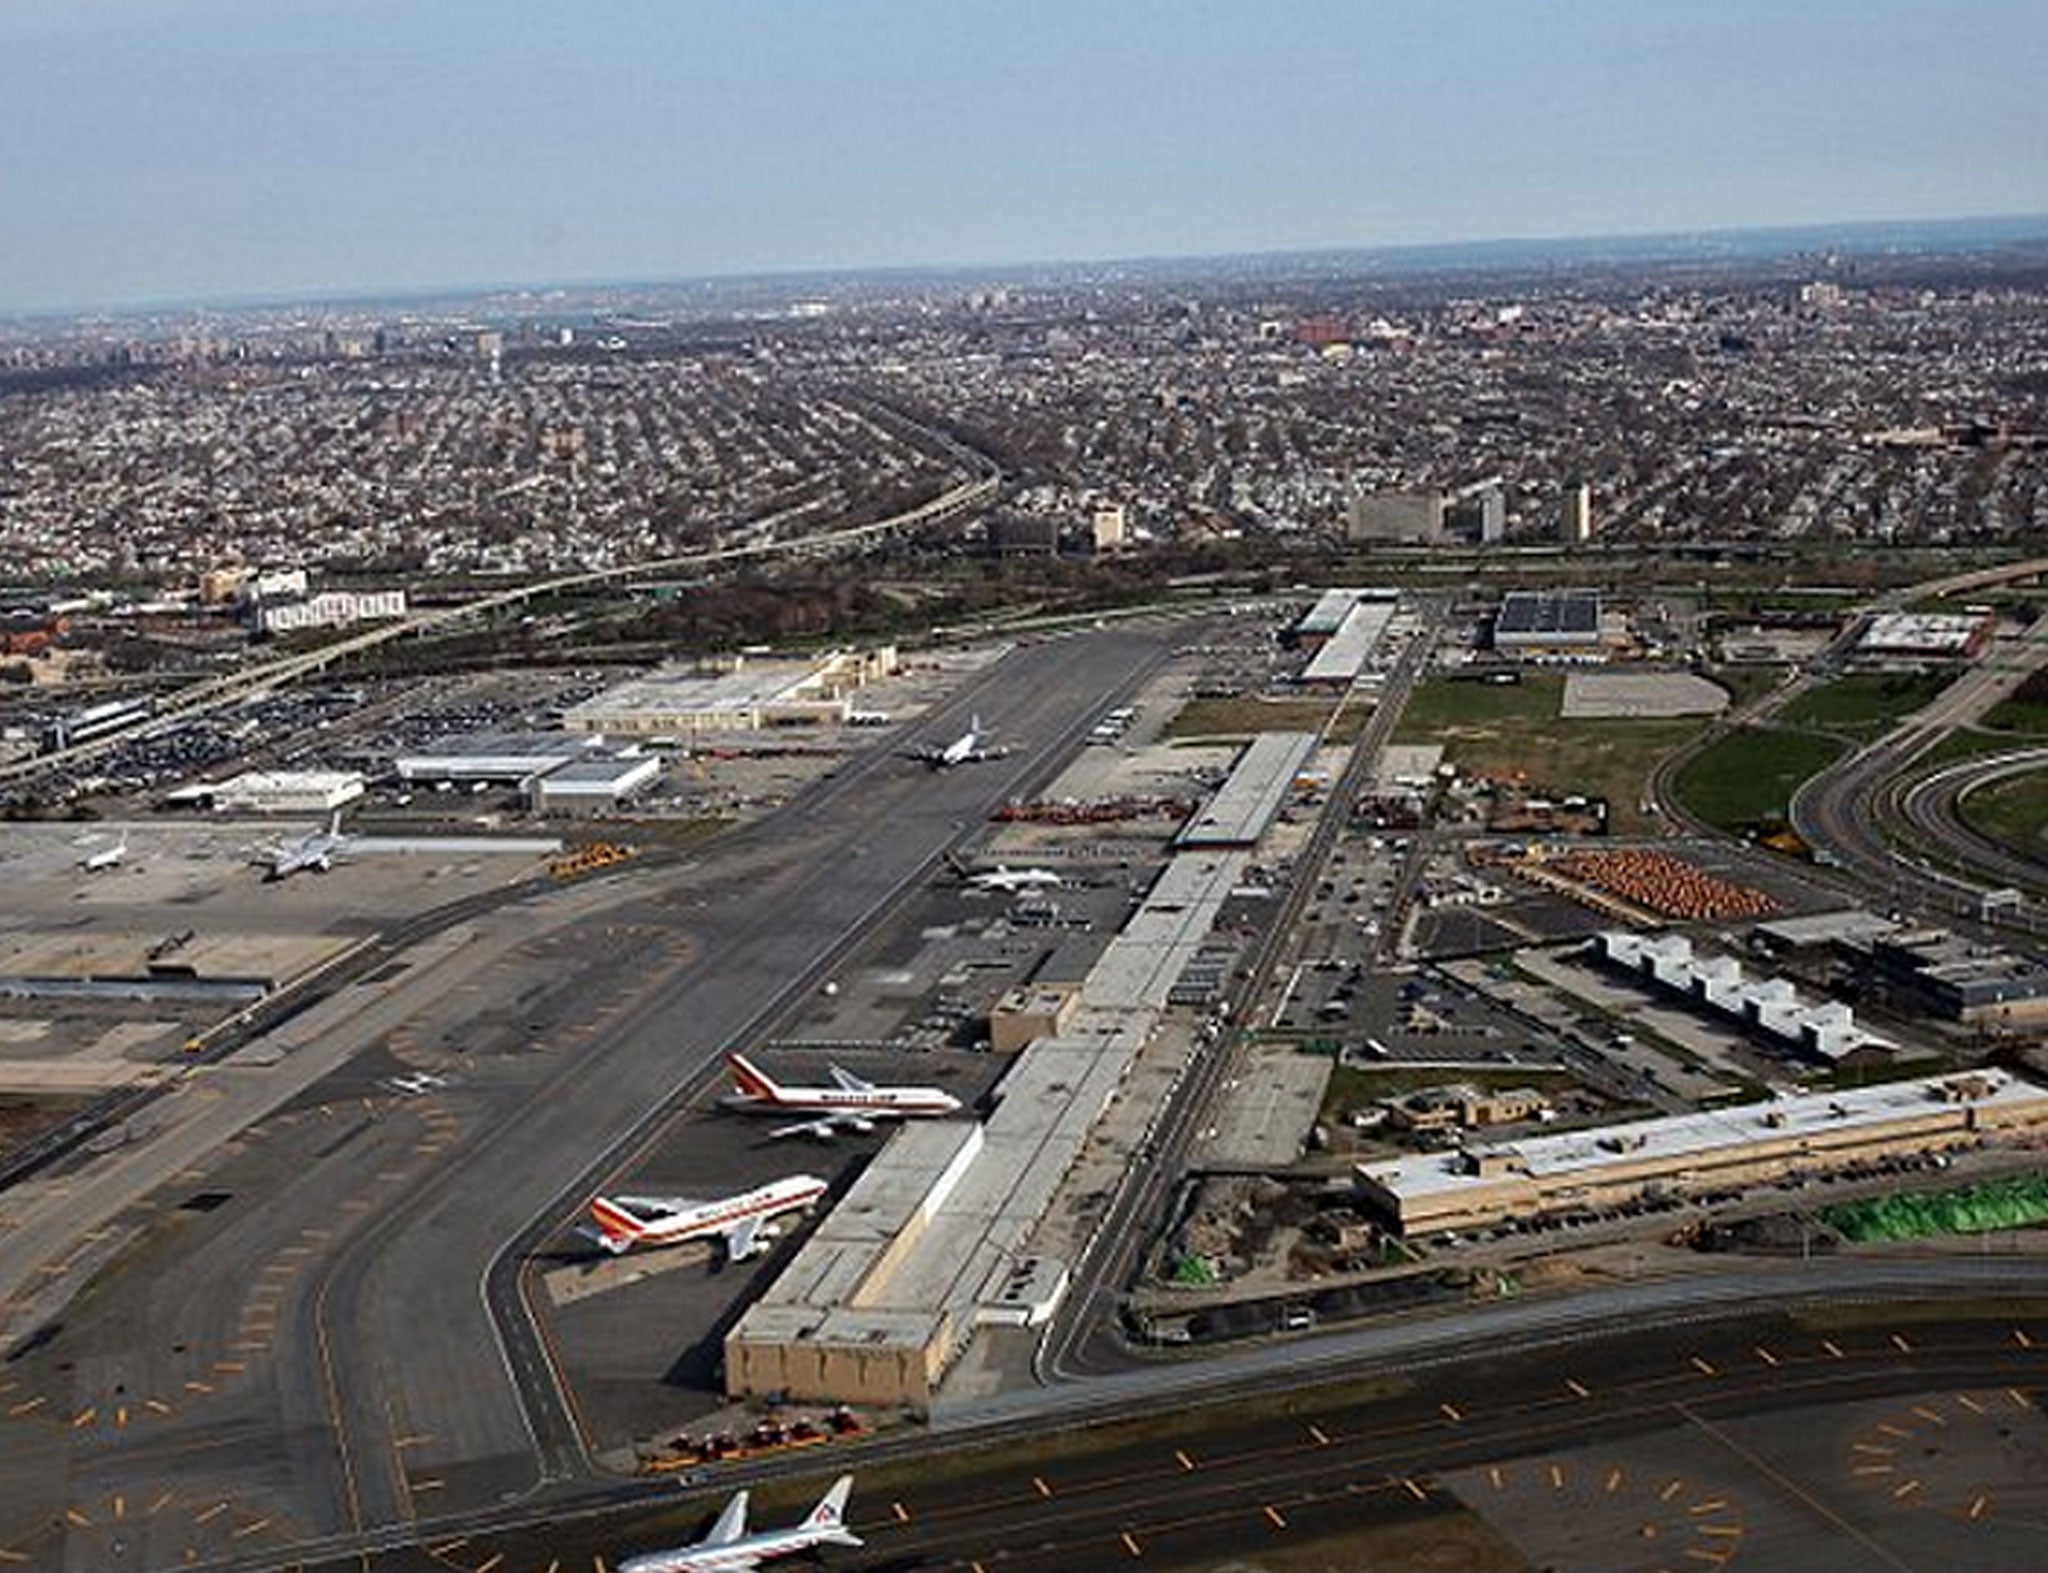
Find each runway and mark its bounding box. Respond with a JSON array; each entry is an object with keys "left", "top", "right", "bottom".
[{"left": 0, "top": 624, "right": 1178, "bottom": 1569}]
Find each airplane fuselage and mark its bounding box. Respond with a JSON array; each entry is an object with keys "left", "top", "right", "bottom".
[
  {"left": 721, "top": 1087, "right": 958, "bottom": 1119},
  {"left": 589, "top": 1175, "right": 826, "bottom": 1255}
]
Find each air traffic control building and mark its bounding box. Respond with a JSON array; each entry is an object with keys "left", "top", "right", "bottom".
[{"left": 723, "top": 733, "right": 1317, "bottom": 1411}]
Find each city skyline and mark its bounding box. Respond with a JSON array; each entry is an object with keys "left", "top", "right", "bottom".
[{"left": 4, "top": 0, "right": 2046, "bottom": 314}]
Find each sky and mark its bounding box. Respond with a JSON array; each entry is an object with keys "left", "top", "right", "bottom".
[{"left": 2, "top": 0, "right": 2044, "bottom": 313}]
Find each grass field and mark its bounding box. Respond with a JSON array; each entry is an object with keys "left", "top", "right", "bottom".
[
  {"left": 1979, "top": 696, "right": 2048, "bottom": 736},
  {"left": 1669, "top": 725, "right": 1849, "bottom": 834},
  {"left": 1959, "top": 768, "right": 2048, "bottom": 854},
  {"left": 1777, "top": 671, "right": 1954, "bottom": 736},
  {"left": 1394, "top": 675, "right": 1696, "bottom": 834},
  {"left": 1394, "top": 674, "right": 1562, "bottom": 731},
  {"left": 1705, "top": 665, "right": 1787, "bottom": 709},
  {"left": 1166, "top": 695, "right": 1339, "bottom": 740},
  {"left": 1916, "top": 725, "right": 2037, "bottom": 769}
]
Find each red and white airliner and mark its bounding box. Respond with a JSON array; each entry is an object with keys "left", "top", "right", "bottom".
[
  {"left": 586, "top": 1173, "right": 827, "bottom": 1258},
  {"left": 720, "top": 1052, "right": 962, "bottom": 1140}
]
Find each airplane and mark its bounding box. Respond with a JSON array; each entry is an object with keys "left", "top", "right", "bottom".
[
  {"left": 79, "top": 831, "right": 128, "bottom": 872},
  {"left": 254, "top": 811, "right": 349, "bottom": 880},
  {"left": 904, "top": 714, "right": 1008, "bottom": 769},
  {"left": 619, "top": 1475, "right": 861, "bottom": 1573},
  {"left": 962, "top": 864, "right": 1062, "bottom": 895},
  {"left": 721, "top": 1052, "right": 961, "bottom": 1139},
  {"left": 585, "top": 1173, "right": 828, "bottom": 1257}
]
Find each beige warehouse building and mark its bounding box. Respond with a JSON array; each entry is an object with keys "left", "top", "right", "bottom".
[{"left": 1357, "top": 1071, "right": 2048, "bottom": 1236}]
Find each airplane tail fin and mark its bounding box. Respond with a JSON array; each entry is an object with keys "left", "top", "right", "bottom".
[
  {"left": 727, "top": 1052, "right": 782, "bottom": 1102},
  {"left": 586, "top": 1196, "right": 642, "bottom": 1251},
  {"left": 806, "top": 1475, "right": 856, "bottom": 1537}
]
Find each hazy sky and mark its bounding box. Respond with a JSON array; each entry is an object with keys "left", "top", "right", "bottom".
[{"left": 3, "top": 0, "right": 2043, "bottom": 312}]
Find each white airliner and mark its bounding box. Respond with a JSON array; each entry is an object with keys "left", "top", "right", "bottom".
[
  {"left": 964, "top": 864, "right": 1062, "bottom": 894},
  {"left": 619, "top": 1475, "right": 861, "bottom": 1573},
  {"left": 255, "top": 811, "right": 350, "bottom": 880},
  {"left": 79, "top": 831, "right": 128, "bottom": 872},
  {"left": 722, "top": 1052, "right": 961, "bottom": 1140},
  {"left": 586, "top": 1173, "right": 827, "bottom": 1258},
  {"left": 905, "top": 714, "right": 1007, "bottom": 769}
]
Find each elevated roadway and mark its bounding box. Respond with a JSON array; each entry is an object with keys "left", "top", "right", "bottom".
[{"left": 1, "top": 402, "right": 1001, "bottom": 788}]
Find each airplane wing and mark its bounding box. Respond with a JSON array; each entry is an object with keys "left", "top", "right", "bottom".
[
  {"left": 723, "top": 1215, "right": 765, "bottom": 1259},
  {"left": 827, "top": 1065, "right": 873, "bottom": 1093},
  {"left": 769, "top": 1115, "right": 845, "bottom": 1141},
  {"left": 707, "top": 1489, "right": 749, "bottom": 1545}
]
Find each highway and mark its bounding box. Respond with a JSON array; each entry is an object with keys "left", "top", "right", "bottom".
[
  {"left": 1792, "top": 608, "right": 2048, "bottom": 933},
  {"left": 1896, "top": 745, "right": 2048, "bottom": 899}
]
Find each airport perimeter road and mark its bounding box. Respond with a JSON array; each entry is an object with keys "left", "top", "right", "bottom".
[
  {"left": 1042, "top": 605, "right": 1440, "bottom": 1382},
  {"left": 294, "top": 1279, "right": 2048, "bottom": 1573},
  {"left": 309, "top": 626, "right": 1175, "bottom": 1533}
]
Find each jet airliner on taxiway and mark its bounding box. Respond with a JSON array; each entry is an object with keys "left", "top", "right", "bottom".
[
  {"left": 78, "top": 831, "right": 128, "bottom": 872},
  {"left": 619, "top": 1476, "right": 861, "bottom": 1573},
  {"left": 586, "top": 1173, "right": 827, "bottom": 1257},
  {"left": 904, "top": 713, "right": 1008, "bottom": 769},
  {"left": 963, "top": 864, "right": 1062, "bottom": 894},
  {"left": 721, "top": 1052, "right": 961, "bottom": 1139},
  {"left": 254, "top": 811, "right": 350, "bottom": 880}
]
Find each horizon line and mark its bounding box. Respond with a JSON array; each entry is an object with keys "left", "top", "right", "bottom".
[{"left": 9, "top": 207, "right": 2048, "bottom": 327}]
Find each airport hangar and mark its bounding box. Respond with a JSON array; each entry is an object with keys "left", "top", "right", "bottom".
[
  {"left": 1355, "top": 1069, "right": 2048, "bottom": 1237},
  {"left": 722, "top": 732, "right": 1319, "bottom": 1411},
  {"left": 561, "top": 646, "right": 898, "bottom": 735}
]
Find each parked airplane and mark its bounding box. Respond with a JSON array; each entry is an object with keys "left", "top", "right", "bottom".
[
  {"left": 586, "top": 1173, "right": 827, "bottom": 1257},
  {"left": 904, "top": 714, "right": 1007, "bottom": 769},
  {"left": 722, "top": 1052, "right": 961, "bottom": 1139},
  {"left": 963, "top": 864, "right": 1062, "bottom": 895},
  {"left": 619, "top": 1475, "right": 861, "bottom": 1573},
  {"left": 79, "top": 831, "right": 128, "bottom": 872},
  {"left": 254, "top": 812, "right": 349, "bottom": 880}
]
